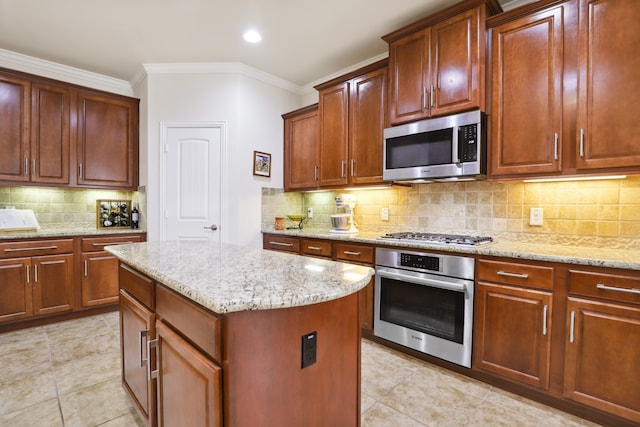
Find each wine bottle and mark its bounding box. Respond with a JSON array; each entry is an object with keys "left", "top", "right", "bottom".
[{"left": 131, "top": 203, "right": 139, "bottom": 229}]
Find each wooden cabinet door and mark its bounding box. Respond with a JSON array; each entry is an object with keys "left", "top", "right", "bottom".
[
  {"left": 489, "top": 6, "right": 564, "bottom": 177},
  {"left": 318, "top": 82, "right": 349, "bottom": 187},
  {"left": 81, "top": 251, "right": 120, "bottom": 307},
  {"left": 30, "top": 82, "right": 70, "bottom": 184},
  {"left": 575, "top": 0, "right": 640, "bottom": 170},
  {"left": 0, "top": 258, "right": 32, "bottom": 323},
  {"left": 564, "top": 297, "right": 640, "bottom": 423},
  {"left": 431, "top": 7, "right": 481, "bottom": 116},
  {"left": 120, "top": 290, "right": 156, "bottom": 426},
  {"left": 0, "top": 73, "right": 30, "bottom": 182},
  {"left": 283, "top": 105, "right": 319, "bottom": 191},
  {"left": 77, "top": 91, "right": 138, "bottom": 189},
  {"left": 349, "top": 66, "right": 386, "bottom": 185},
  {"left": 474, "top": 282, "right": 552, "bottom": 390},
  {"left": 31, "top": 254, "right": 74, "bottom": 316},
  {"left": 156, "top": 321, "right": 222, "bottom": 427},
  {"left": 387, "top": 29, "right": 430, "bottom": 125}
]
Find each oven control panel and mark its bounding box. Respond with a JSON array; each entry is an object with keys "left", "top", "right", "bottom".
[{"left": 400, "top": 253, "right": 440, "bottom": 271}]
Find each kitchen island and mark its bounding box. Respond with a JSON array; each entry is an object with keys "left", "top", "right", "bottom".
[{"left": 106, "top": 240, "right": 374, "bottom": 427}]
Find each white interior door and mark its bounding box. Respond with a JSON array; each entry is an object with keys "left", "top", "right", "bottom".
[{"left": 161, "top": 122, "right": 225, "bottom": 242}]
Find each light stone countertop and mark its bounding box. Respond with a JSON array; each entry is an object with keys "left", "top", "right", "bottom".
[
  {"left": 0, "top": 226, "right": 146, "bottom": 240},
  {"left": 263, "top": 228, "right": 640, "bottom": 271},
  {"left": 105, "top": 240, "right": 374, "bottom": 314}
]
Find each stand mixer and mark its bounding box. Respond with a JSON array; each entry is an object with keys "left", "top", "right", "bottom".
[{"left": 330, "top": 194, "right": 358, "bottom": 234}]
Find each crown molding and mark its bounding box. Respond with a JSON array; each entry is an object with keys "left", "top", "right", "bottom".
[
  {"left": 0, "top": 48, "right": 133, "bottom": 96},
  {"left": 139, "top": 62, "right": 304, "bottom": 95},
  {"left": 299, "top": 51, "right": 389, "bottom": 97}
]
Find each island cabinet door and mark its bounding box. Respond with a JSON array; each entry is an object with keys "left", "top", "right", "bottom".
[
  {"left": 154, "top": 320, "right": 222, "bottom": 427},
  {"left": 120, "top": 290, "right": 156, "bottom": 426}
]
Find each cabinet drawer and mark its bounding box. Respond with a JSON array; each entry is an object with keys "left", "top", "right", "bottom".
[
  {"left": 263, "top": 234, "right": 300, "bottom": 253},
  {"left": 302, "top": 239, "right": 332, "bottom": 258},
  {"left": 119, "top": 263, "right": 154, "bottom": 309},
  {"left": 478, "top": 259, "right": 554, "bottom": 291},
  {"left": 156, "top": 284, "right": 222, "bottom": 363},
  {"left": 0, "top": 239, "right": 74, "bottom": 259},
  {"left": 81, "top": 234, "right": 144, "bottom": 252},
  {"left": 335, "top": 243, "right": 374, "bottom": 265},
  {"left": 569, "top": 269, "right": 640, "bottom": 305}
]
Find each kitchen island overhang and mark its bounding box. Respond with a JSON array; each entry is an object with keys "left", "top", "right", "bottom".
[{"left": 107, "top": 240, "right": 374, "bottom": 426}]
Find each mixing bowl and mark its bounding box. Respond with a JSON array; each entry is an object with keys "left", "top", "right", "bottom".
[{"left": 330, "top": 214, "right": 351, "bottom": 230}]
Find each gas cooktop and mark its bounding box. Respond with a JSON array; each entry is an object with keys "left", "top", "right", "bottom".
[{"left": 378, "top": 232, "right": 493, "bottom": 246}]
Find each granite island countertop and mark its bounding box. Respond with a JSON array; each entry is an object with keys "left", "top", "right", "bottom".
[
  {"left": 106, "top": 240, "right": 374, "bottom": 314},
  {"left": 263, "top": 228, "right": 640, "bottom": 271}
]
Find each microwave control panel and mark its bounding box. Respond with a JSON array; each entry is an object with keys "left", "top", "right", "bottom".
[{"left": 459, "top": 124, "right": 478, "bottom": 162}]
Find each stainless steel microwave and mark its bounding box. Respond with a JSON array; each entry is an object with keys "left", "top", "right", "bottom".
[{"left": 383, "top": 110, "right": 486, "bottom": 182}]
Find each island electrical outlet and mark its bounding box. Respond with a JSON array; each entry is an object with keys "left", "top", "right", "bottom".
[{"left": 301, "top": 331, "right": 317, "bottom": 369}]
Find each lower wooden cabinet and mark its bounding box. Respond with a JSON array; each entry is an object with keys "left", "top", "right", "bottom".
[
  {"left": 564, "top": 297, "right": 640, "bottom": 423},
  {"left": 474, "top": 282, "right": 553, "bottom": 389},
  {"left": 155, "top": 320, "right": 222, "bottom": 427},
  {"left": 81, "top": 234, "right": 145, "bottom": 308},
  {"left": 0, "top": 239, "right": 75, "bottom": 324},
  {"left": 474, "top": 258, "right": 554, "bottom": 389},
  {"left": 120, "top": 289, "right": 156, "bottom": 425}
]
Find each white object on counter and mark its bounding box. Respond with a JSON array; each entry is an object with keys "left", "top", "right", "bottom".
[{"left": 0, "top": 208, "right": 41, "bottom": 231}]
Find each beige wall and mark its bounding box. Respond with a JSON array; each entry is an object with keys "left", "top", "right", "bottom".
[
  {"left": 0, "top": 186, "right": 141, "bottom": 230},
  {"left": 262, "top": 176, "right": 640, "bottom": 250}
]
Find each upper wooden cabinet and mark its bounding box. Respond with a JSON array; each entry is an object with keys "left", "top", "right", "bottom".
[
  {"left": 76, "top": 90, "right": 139, "bottom": 189},
  {"left": 575, "top": 0, "right": 640, "bottom": 171},
  {"left": 0, "top": 68, "right": 139, "bottom": 190},
  {"left": 314, "top": 59, "right": 387, "bottom": 188},
  {"left": 383, "top": 0, "right": 501, "bottom": 126},
  {"left": 488, "top": 0, "right": 640, "bottom": 179},
  {"left": 283, "top": 104, "right": 319, "bottom": 191},
  {"left": 489, "top": 4, "right": 565, "bottom": 176}
]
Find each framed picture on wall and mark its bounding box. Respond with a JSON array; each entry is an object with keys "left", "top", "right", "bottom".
[{"left": 253, "top": 151, "right": 271, "bottom": 177}]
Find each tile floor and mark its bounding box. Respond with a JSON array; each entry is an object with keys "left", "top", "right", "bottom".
[{"left": 0, "top": 313, "right": 601, "bottom": 427}]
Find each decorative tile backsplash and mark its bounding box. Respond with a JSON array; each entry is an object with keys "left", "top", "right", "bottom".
[
  {"left": 262, "top": 176, "right": 640, "bottom": 249},
  {"left": 0, "top": 186, "right": 141, "bottom": 230}
]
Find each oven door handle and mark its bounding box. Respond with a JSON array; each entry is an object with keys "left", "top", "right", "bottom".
[{"left": 376, "top": 268, "right": 467, "bottom": 293}]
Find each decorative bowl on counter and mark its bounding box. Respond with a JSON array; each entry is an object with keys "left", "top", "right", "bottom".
[{"left": 286, "top": 215, "right": 307, "bottom": 229}]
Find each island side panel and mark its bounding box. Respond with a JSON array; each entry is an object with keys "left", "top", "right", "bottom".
[{"left": 223, "top": 292, "right": 361, "bottom": 427}]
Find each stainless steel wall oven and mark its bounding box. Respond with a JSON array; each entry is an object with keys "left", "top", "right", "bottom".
[{"left": 374, "top": 247, "right": 475, "bottom": 367}]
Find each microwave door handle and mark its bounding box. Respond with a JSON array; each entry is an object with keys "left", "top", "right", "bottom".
[
  {"left": 376, "top": 268, "right": 466, "bottom": 293},
  {"left": 453, "top": 127, "right": 461, "bottom": 165}
]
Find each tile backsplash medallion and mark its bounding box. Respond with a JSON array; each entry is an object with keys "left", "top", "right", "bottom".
[
  {"left": 0, "top": 186, "right": 143, "bottom": 230},
  {"left": 262, "top": 176, "right": 640, "bottom": 250}
]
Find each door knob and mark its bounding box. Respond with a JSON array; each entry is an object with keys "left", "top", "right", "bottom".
[{"left": 203, "top": 224, "right": 218, "bottom": 231}]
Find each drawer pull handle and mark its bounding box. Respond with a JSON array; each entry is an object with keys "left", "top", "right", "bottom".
[
  {"left": 92, "top": 241, "right": 135, "bottom": 247},
  {"left": 307, "top": 246, "right": 323, "bottom": 251},
  {"left": 596, "top": 283, "right": 640, "bottom": 295},
  {"left": 497, "top": 271, "right": 529, "bottom": 279},
  {"left": 269, "top": 241, "right": 294, "bottom": 247},
  {"left": 542, "top": 305, "right": 548, "bottom": 336},
  {"left": 5, "top": 245, "right": 58, "bottom": 252},
  {"left": 343, "top": 251, "right": 362, "bottom": 256}
]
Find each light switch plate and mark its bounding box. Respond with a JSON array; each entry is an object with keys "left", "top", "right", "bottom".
[{"left": 530, "top": 208, "right": 543, "bottom": 226}]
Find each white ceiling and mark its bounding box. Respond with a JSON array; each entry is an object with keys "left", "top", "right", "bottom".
[{"left": 0, "top": 0, "right": 519, "bottom": 88}]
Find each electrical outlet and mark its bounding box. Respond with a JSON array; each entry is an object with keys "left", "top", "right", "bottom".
[
  {"left": 307, "top": 207, "right": 313, "bottom": 219},
  {"left": 530, "top": 208, "right": 544, "bottom": 226},
  {"left": 301, "top": 331, "right": 317, "bottom": 369},
  {"left": 381, "top": 207, "right": 389, "bottom": 221}
]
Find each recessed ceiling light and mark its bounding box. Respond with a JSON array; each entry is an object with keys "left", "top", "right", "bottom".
[{"left": 243, "top": 30, "right": 262, "bottom": 43}]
